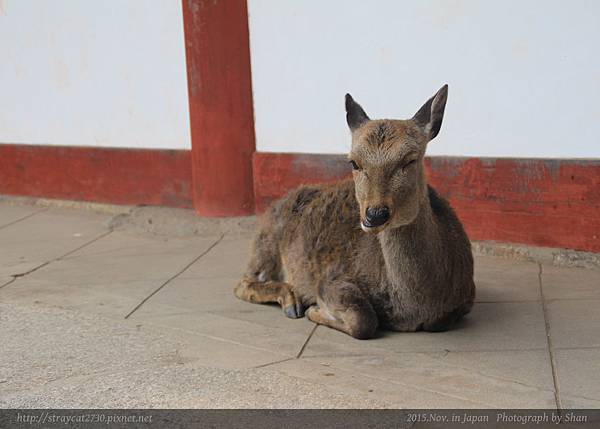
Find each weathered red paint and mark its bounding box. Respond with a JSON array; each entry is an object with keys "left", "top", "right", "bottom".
[
  {"left": 0, "top": 144, "right": 193, "bottom": 208},
  {"left": 253, "top": 152, "right": 350, "bottom": 212},
  {"left": 253, "top": 152, "right": 600, "bottom": 253},
  {"left": 182, "top": 0, "right": 256, "bottom": 217}
]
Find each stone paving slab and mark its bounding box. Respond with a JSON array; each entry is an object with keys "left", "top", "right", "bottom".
[
  {"left": 179, "top": 236, "right": 251, "bottom": 280},
  {"left": 22, "top": 231, "right": 219, "bottom": 290},
  {"left": 126, "top": 276, "right": 238, "bottom": 312},
  {"left": 474, "top": 257, "right": 541, "bottom": 302},
  {"left": 2, "top": 364, "right": 391, "bottom": 409},
  {"left": 265, "top": 357, "right": 483, "bottom": 409},
  {"left": 0, "top": 303, "right": 175, "bottom": 395},
  {"left": 542, "top": 264, "right": 600, "bottom": 301},
  {"left": 0, "top": 277, "right": 179, "bottom": 320},
  {"left": 554, "top": 349, "right": 600, "bottom": 409},
  {"left": 1, "top": 200, "right": 600, "bottom": 409},
  {"left": 0, "top": 208, "right": 111, "bottom": 276},
  {"left": 0, "top": 230, "right": 222, "bottom": 320},
  {"left": 0, "top": 303, "right": 387, "bottom": 409},
  {"left": 0, "top": 204, "right": 43, "bottom": 229},
  {"left": 546, "top": 300, "right": 600, "bottom": 349},
  {"left": 132, "top": 309, "right": 315, "bottom": 359},
  {"left": 306, "top": 350, "right": 556, "bottom": 408}
]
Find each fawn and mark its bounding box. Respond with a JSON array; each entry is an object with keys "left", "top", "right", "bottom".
[{"left": 235, "top": 85, "right": 475, "bottom": 339}]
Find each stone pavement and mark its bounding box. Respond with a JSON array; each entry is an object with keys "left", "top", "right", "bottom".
[{"left": 1, "top": 200, "right": 599, "bottom": 409}]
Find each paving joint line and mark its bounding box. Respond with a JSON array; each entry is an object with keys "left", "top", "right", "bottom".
[
  {"left": 296, "top": 324, "right": 319, "bottom": 359},
  {"left": 538, "top": 262, "right": 563, "bottom": 413},
  {"left": 252, "top": 357, "right": 295, "bottom": 369},
  {"left": 0, "top": 207, "right": 48, "bottom": 231},
  {"left": 0, "top": 277, "right": 16, "bottom": 289},
  {"left": 0, "top": 229, "right": 113, "bottom": 290},
  {"left": 124, "top": 233, "right": 226, "bottom": 319}
]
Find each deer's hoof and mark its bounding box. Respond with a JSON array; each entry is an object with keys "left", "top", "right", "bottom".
[{"left": 283, "top": 303, "right": 305, "bottom": 319}]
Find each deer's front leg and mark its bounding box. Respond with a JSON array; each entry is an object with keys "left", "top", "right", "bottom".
[
  {"left": 306, "top": 280, "right": 378, "bottom": 340},
  {"left": 234, "top": 278, "right": 305, "bottom": 318}
]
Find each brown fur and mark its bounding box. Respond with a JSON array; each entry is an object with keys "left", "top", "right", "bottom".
[{"left": 234, "top": 85, "right": 475, "bottom": 339}]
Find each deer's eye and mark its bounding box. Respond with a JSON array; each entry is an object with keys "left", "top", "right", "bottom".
[
  {"left": 402, "top": 159, "right": 417, "bottom": 172},
  {"left": 349, "top": 160, "right": 361, "bottom": 171}
]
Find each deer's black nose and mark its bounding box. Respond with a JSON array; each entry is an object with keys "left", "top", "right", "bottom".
[{"left": 365, "top": 206, "right": 390, "bottom": 227}]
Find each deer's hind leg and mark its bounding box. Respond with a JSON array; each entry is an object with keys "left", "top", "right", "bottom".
[
  {"left": 306, "top": 280, "right": 378, "bottom": 340},
  {"left": 234, "top": 229, "right": 305, "bottom": 318}
]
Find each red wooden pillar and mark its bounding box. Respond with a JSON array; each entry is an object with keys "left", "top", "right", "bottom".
[{"left": 182, "top": 0, "right": 256, "bottom": 216}]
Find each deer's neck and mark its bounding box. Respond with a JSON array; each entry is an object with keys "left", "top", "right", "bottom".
[{"left": 378, "top": 196, "right": 439, "bottom": 288}]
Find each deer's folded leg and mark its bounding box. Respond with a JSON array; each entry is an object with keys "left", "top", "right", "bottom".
[
  {"left": 234, "top": 279, "right": 305, "bottom": 318},
  {"left": 306, "top": 280, "right": 378, "bottom": 340}
]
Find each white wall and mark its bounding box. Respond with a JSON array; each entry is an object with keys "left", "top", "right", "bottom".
[
  {"left": 248, "top": 0, "right": 600, "bottom": 158},
  {"left": 0, "top": 0, "right": 191, "bottom": 149}
]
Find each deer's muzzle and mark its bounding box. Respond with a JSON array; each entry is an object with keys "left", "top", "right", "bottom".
[{"left": 363, "top": 206, "right": 390, "bottom": 228}]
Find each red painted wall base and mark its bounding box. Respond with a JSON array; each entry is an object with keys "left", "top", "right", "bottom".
[
  {"left": 253, "top": 152, "right": 600, "bottom": 253},
  {"left": 2, "top": 144, "right": 598, "bottom": 253},
  {"left": 0, "top": 144, "right": 193, "bottom": 208}
]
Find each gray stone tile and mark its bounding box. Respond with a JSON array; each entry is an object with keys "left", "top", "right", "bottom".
[
  {"left": 427, "top": 349, "right": 556, "bottom": 392},
  {"left": 1, "top": 293, "right": 277, "bottom": 373},
  {"left": 24, "top": 231, "right": 218, "bottom": 287},
  {"left": 126, "top": 276, "right": 238, "bottom": 312},
  {"left": 0, "top": 262, "right": 39, "bottom": 279},
  {"left": 555, "top": 349, "right": 600, "bottom": 406},
  {"left": 60, "top": 229, "right": 214, "bottom": 260},
  {"left": 0, "top": 302, "right": 185, "bottom": 394},
  {"left": 0, "top": 207, "right": 111, "bottom": 245},
  {"left": 0, "top": 208, "right": 111, "bottom": 275},
  {"left": 0, "top": 231, "right": 221, "bottom": 319},
  {"left": 268, "top": 357, "right": 482, "bottom": 408},
  {"left": 474, "top": 256, "right": 541, "bottom": 302},
  {"left": 560, "top": 395, "right": 600, "bottom": 410},
  {"left": 0, "top": 363, "right": 392, "bottom": 409},
  {"left": 546, "top": 300, "right": 600, "bottom": 349},
  {"left": 143, "top": 275, "right": 310, "bottom": 328},
  {"left": 112, "top": 271, "right": 316, "bottom": 340},
  {"left": 304, "top": 302, "right": 547, "bottom": 355},
  {"left": 542, "top": 265, "right": 600, "bottom": 301},
  {"left": 180, "top": 236, "right": 252, "bottom": 280},
  {"left": 0, "top": 303, "right": 350, "bottom": 409},
  {"left": 0, "top": 277, "right": 177, "bottom": 319},
  {"left": 0, "top": 203, "right": 42, "bottom": 228},
  {"left": 131, "top": 308, "right": 314, "bottom": 359},
  {"left": 295, "top": 350, "right": 556, "bottom": 408}
]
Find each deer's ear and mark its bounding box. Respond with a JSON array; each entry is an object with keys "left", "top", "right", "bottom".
[
  {"left": 412, "top": 84, "right": 448, "bottom": 141},
  {"left": 345, "top": 94, "right": 370, "bottom": 131}
]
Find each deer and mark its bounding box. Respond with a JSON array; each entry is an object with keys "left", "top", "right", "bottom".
[{"left": 234, "top": 85, "right": 475, "bottom": 339}]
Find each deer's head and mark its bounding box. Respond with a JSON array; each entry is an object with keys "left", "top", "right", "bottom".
[{"left": 345, "top": 85, "right": 448, "bottom": 234}]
